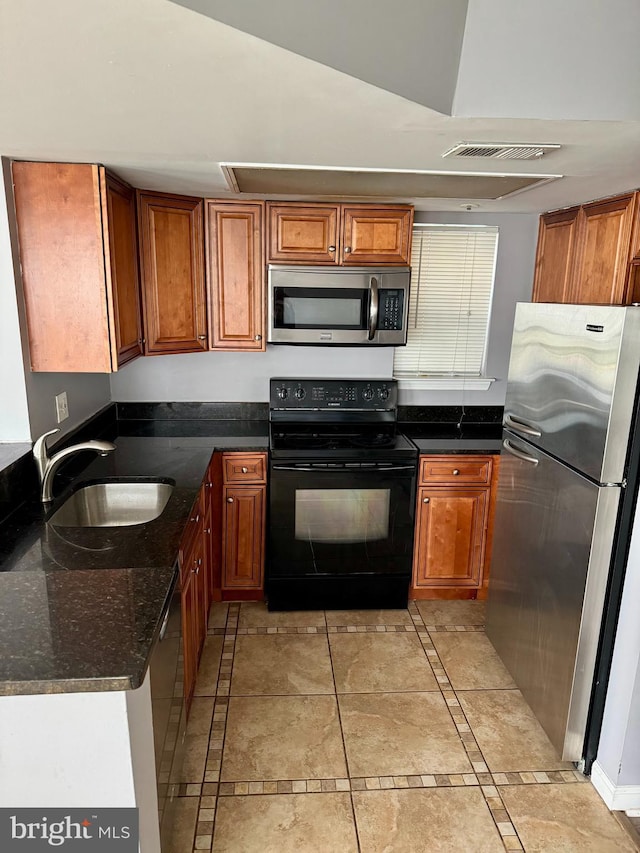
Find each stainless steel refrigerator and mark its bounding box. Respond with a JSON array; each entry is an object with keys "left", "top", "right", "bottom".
[{"left": 486, "top": 302, "right": 640, "bottom": 762}]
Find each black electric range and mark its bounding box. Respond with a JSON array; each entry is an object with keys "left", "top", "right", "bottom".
[{"left": 267, "top": 378, "right": 418, "bottom": 610}]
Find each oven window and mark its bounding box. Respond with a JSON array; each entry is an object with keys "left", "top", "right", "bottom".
[
  {"left": 294, "top": 488, "right": 390, "bottom": 544},
  {"left": 274, "top": 287, "right": 368, "bottom": 329}
]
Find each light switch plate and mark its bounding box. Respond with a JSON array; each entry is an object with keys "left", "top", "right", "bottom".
[{"left": 55, "top": 391, "right": 69, "bottom": 423}]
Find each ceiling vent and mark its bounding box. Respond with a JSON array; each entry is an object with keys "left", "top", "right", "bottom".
[{"left": 442, "top": 142, "right": 561, "bottom": 160}]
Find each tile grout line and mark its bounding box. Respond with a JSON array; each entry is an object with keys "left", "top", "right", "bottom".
[
  {"left": 325, "top": 614, "right": 363, "bottom": 853},
  {"left": 409, "top": 602, "right": 525, "bottom": 853}
]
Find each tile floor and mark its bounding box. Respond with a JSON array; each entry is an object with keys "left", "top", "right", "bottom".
[{"left": 165, "top": 599, "right": 639, "bottom": 852}]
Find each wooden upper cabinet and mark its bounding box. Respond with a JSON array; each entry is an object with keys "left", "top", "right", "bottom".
[
  {"left": 206, "top": 201, "right": 265, "bottom": 350},
  {"left": 533, "top": 192, "right": 640, "bottom": 306},
  {"left": 267, "top": 203, "right": 339, "bottom": 264},
  {"left": 569, "top": 194, "right": 637, "bottom": 305},
  {"left": 104, "top": 173, "right": 143, "bottom": 367},
  {"left": 11, "top": 161, "right": 143, "bottom": 372},
  {"left": 137, "top": 191, "right": 207, "bottom": 354},
  {"left": 532, "top": 207, "right": 581, "bottom": 303},
  {"left": 341, "top": 205, "right": 413, "bottom": 265},
  {"left": 267, "top": 202, "right": 413, "bottom": 265}
]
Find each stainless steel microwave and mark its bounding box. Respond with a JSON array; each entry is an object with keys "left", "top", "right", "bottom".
[{"left": 267, "top": 265, "right": 411, "bottom": 345}]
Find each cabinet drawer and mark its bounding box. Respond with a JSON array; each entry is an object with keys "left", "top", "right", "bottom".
[
  {"left": 223, "top": 453, "right": 267, "bottom": 484},
  {"left": 419, "top": 455, "right": 492, "bottom": 485}
]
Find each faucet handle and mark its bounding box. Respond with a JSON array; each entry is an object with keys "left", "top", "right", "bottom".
[{"left": 33, "top": 428, "right": 60, "bottom": 481}]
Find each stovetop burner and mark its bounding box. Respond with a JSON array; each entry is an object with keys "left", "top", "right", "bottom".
[{"left": 268, "top": 378, "right": 417, "bottom": 461}]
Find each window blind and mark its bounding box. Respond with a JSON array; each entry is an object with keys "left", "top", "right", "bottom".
[{"left": 394, "top": 225, "right": 498, "bottom": 377}]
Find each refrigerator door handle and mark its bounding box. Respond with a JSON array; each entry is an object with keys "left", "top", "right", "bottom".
[
  {"left": 504, "top": 412, "right": 542, "bottom": 437},
  {"left": 503, "top": 438, "right": 540, "bottom": 465}
]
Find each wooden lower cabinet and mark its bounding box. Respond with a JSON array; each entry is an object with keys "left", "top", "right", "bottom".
[
  {"left": 220, "top": 452, "right": 267, "bottom": 600},
  {"left": 410, "top": 455, "right": 499, "bottom": 600},
  {"left": 180, "top": 521, "right": 206, "bottom": 714}
]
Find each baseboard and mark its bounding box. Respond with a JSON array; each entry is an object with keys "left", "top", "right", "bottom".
[{"left": 591, "top": 761, "right": 640, "bottom": 811}]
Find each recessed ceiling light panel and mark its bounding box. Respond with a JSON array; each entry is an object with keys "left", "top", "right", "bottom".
[{"left": 220, "top": 163, "right": 562, "bottom": 200}]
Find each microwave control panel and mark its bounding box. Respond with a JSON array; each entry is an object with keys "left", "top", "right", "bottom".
[{"left": 379, "top": 290, "right": 404, "bottom": 331}]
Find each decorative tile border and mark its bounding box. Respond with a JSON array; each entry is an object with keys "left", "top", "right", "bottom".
[
  {"left": 184, "top": 599, "right": 590, "bottom": 853},
  {"left": 214, "top": 770, "right": 589, "bottom": 797},
  {"left": 236, "top": 626, "right": 327, "bottom": 635}
]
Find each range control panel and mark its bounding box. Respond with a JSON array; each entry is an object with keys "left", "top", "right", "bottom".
[{"left": 270, "top": 378, "right": 398, "bottom": 410}]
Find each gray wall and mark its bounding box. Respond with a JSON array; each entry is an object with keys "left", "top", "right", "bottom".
[
  {"left": 111, "top": 211, "right": 538, "bottom": 407},
  {"left": 110, "top": 346, "right": 393, "bottom": 402},
  {"left": 597, "top": 513, "right": 640, "bottom": 788},
  {"left": 454, "top": 0, "right": 640, "bottom": 120},
  {"left": 169, "top": 0, "right": 468, "bottom": 115},
  {"left": 2, "top": 160, "right": 112, "bottom": 442},
  {"left": 401, "top": 211, "right": 538, "bottom": 406},
  {"left": 0, "top": 162, "right": 30, "bottom": 441}
]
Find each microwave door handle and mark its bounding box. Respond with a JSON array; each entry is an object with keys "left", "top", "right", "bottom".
[{"left": 368, "top": 276, "right": 379, "bottom": 340}]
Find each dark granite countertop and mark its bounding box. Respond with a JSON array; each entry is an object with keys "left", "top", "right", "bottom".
[
  {"left": 0, "top": 429, "right": 267, "bottom": 696},
  {"left": 0, "top": 411, "right": 505, "bottom": 696},
  {"left": 401, "top": 422, "right": 503, "bottom": 455}
]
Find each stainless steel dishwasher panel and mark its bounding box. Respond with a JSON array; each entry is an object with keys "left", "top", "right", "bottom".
[
  {"left": 486, "top": 434, "right": 619, "bottom": 760},
  {"left": 149, "top": 569, "right": 187, "bottom": 849}
]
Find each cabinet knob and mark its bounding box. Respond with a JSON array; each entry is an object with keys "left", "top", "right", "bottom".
[
  {"left": 198, "top": 334, "right": 206, "bottom": 340},
  {"left": 452, "top": 469, "right": 460, "bottom": 476},
  {"left": 344, "top": 246, "right": 352, "bottom": 254},
  {"left": 227, "top": 497, "right": 234, "bottom": 503},
  {"left": 254, "top": 334, "right": 262, "bottom": 341},
  {"left": 328, "top": 245, "right": 336, "bottom": 252},
  {"left": 191, "top": 513, "right": 200, "bottom": 523},
  {"left": 423, "top": 497, "right": 430, "bottom": 503},
  {"left": 205, "top": 527, "right": 211, "bottom": 534},
  {"left": 241, "top": 466, "right": 248, "bottom": 473}
]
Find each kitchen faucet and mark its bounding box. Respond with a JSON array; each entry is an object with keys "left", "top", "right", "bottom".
[{"left": 33, "top": 428, "right": 116, "bottom": 503}]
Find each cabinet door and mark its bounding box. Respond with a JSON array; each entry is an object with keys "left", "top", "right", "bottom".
[
  {"left": 138, "top": 191, "right": 207, "bottom": 354},
  {"left": 569, "top": 194, "right": 636, "bottom": 305},
  {"left": 180, "top": 564, "right": 198, "bottom": 713},
  {"left": 341, "top": 205, "right": 413, "bottom": 265},
  {"left": 104, "top": 172, "right": 143, "bottom": 367},
  {"left": 267, "top": 203, "right": 339, "bottom": 264},
  {"left": 12, "top": 161, "right": 114, "bottom": 372},
  {"left": 206, "top": 201, "right": 265, "bottom": 350},
  {"left": 531, "top": 207, "right": 581, "bottom": 303},
  {"left": 413, "top": 487, "right": 488, "bottom": 589},
  {"left": 222, "top": 486, "right": 265, "bottom": 589}
]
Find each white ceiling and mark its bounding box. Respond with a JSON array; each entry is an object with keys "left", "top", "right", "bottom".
[{"left": 1, "top": 0, "right": 639, "bottom": 213}]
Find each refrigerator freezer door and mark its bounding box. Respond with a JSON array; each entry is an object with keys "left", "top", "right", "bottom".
[
  {"left": 503, "top": 303, "right": 640, "bottom": 483},
  {"left": 486, "top": 433, "right": 620, "bottom": 760}
]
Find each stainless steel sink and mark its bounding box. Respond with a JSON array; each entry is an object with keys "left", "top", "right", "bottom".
[{"left": 48, "top": 481, "right": 174, "bottom": 527}]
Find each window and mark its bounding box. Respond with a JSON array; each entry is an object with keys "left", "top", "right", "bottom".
[{"left": 394, "top": 225, "right": 498, "bottom": 388}]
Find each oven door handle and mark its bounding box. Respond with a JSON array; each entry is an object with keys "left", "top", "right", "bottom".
[
  {"left": 271, "top": 464, "right": 416, "bottom": 472},
  {"left": 368, "top": 276, "right": 379, "bottom": 341}
]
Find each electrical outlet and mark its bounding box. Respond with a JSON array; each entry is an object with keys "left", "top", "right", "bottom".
[{"left": 55, "top": 391, "right": 69, "bottom": 423}]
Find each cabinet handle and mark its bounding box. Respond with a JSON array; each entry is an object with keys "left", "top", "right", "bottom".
[
  {"left": 254, "top": 334, "right": 262, "bottom": 341},
  {"left": 344, "top": 246, "right": 352, "bottom": 254},
  {"left": 227, "top": 497, "right": 234, "bottom": 503},
  {"left": 241, "top": 466, "right": 248, "bottom": 473},
  {"left": 205, "top": 527, "right": 211, "bottom": 534},
  {"left": 423, "top": 497, "right": 430, "bottom": 503},
  {"left": 328, "top": 245, "right": 336, "bottom": 252},
  {"left": 191, "top": 513, "right": 200, "bottom": 523},
  {"left": 452, "top": 469, "right": 460, "bottom": 476},
  {"left": 198, "top": 335, "right": 206, "bottom": 341}
]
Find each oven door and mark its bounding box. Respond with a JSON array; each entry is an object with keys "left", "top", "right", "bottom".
[{"left": 268, "top": 460, "right": 417, "bottom": 580}]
